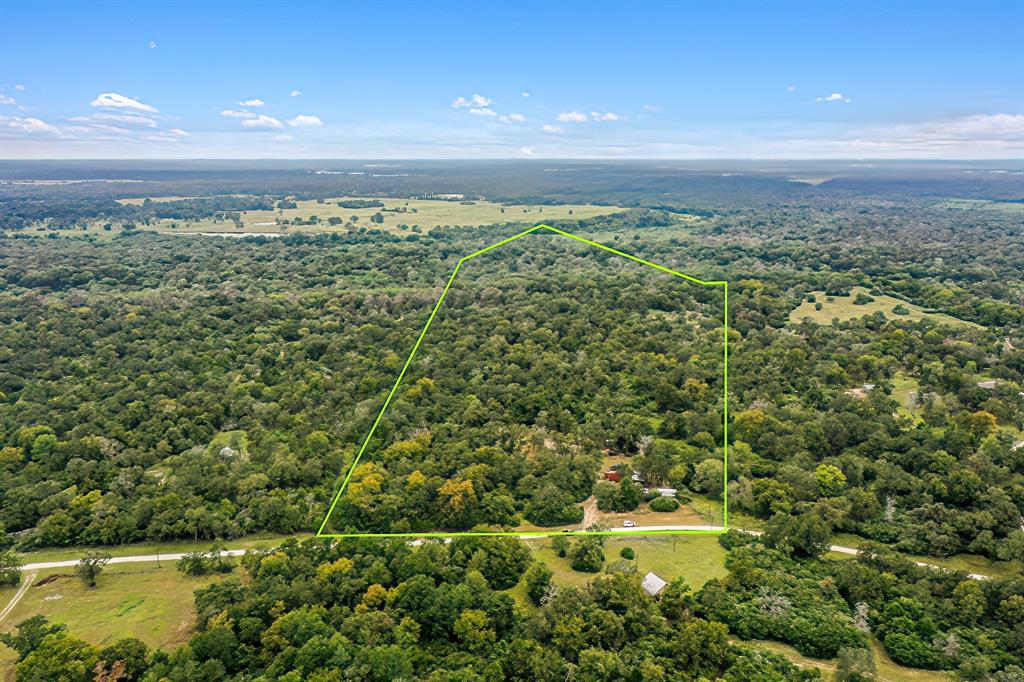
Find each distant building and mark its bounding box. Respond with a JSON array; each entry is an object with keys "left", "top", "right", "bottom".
[
  {"left": 977, "top": 380, "right": 997, "bottom": 390},
  {"left": 602, "top": 470, "right": 621, "bottom": 482},
  {"left": 862, "top": 383, "right": 876, "bottom": 391},
  {"left": 641, "top": 572, "right": 667, "bottom": 597},
  {"left": 655, "top": 488, "right": 677, "bottom": 497}
]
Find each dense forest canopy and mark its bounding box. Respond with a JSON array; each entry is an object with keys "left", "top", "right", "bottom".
[{"left": 0, "top": 161, "right": 1022, "bottom": 679}]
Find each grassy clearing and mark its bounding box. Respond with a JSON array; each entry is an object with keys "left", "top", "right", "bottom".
[
  {"left": 521, "top": 535, "right": 728, "bottom": 591},
  {"left": 891, "top": 372, "right": 930, "bottom": 421},
  {"left": 0, "top": 562, "right": 229, "bottom": 674},
  {"left": 111, "top": 196, "right": 629, "bottom": 235},
  {"left": 749, "top": 638, "right": 953, "bottom": 681},
  {"left": 595, "top": 502, "right": 708, "bottom": 528},
  {"left": 938, "top": 198, "right": 1024, "bottom": 215},
  {"left": 17, "top": 532, "right": 306, "bottom": 565},
  {"left": 789, "top": 287, "right": 978, "bottom": 328}
]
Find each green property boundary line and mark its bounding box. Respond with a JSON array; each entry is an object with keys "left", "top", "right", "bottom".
[{"left": 316, "top": 223, "right": 729, "bottom": 538}]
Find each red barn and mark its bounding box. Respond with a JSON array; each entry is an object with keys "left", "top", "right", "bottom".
[{"left": 602, "top": 470, "right": 621, "bottom": 482}]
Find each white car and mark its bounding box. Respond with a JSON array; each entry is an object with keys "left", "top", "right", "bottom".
[{"left": 623, "top": 520, "right": 637, "bottom": 528}]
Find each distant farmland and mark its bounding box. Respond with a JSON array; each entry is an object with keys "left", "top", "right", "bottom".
[{"left": 118, "top": 196, "right": 632, "bottom": 235}]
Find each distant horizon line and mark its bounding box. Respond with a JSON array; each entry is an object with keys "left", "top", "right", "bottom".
[{"left": 2, "top": 157, "right": 1021, "bottom": 164}]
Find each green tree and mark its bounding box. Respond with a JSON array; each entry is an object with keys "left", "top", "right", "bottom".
[
  {"left": 570, "top": 536, "right": 605, "bottom": 573},
  {"left": 524, "top": 561, "right": 553, "bottom": 605},
  {"left": 815, "top": 464, "right": 847, "bottom": 497},
  {"left": 0, "top": 550, "right": 22, "bottom": 586},
  {"left": 0, "top": 616, "right": 66, "bottom": 662},
  {"left": 16, "top": 630, "right": 98, "bottom": 682},
  {"left": 764, "top": 513, "right": 830, "bottom": 559},
  {"left": 75, "top": 551, "right": 111, "bottom": 588}
]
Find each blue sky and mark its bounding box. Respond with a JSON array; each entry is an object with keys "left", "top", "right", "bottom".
[{"left": 1, "top": 0, "right": 1021, "bottom": 159}]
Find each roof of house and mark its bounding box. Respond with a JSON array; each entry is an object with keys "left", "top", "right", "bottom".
[{"left": 641, "top": 572, "right": 667, "bottom": 596}]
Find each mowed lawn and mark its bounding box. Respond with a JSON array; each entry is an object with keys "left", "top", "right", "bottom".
[
  {"left": 118, "top": 196, "right": 627, "bottom": 235},
  {"left": 520, "top": 534, "right": 727, "bottom": 592},
  {"left": 789, "top": 286, "right": 978, "bottom": 328},
  {"left": 0, "top": 562, "right": 229, "bottom": 674}
]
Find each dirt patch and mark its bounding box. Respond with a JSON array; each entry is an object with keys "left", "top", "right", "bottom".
[
  {"left": 596, "top": 502, "right": 707, "bottom": 528},
  {"left": 35, "top": 574, "right": 66, "bottom": 587},
  {"left": 581, "top": 497, "right": 599, "bottom": 528}
]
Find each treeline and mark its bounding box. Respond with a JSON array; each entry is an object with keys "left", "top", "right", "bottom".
[{"left": 2, "top": 536, "right": 823, "bottom": 681}]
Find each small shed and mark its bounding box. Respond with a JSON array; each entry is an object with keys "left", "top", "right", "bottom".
[
  {"left": 641, "top": 572, "right": 667, "bottom": 597},
  {"left": 602, "top": 470, "right": 621, "bottom": 482},
  {"left": 977, "top": 380, "right": 997, "bottom": 390}
]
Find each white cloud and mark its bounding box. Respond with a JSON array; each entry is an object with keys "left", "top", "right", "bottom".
[
  {"left": 469, "top": 107, "right": 497, "bottom": 116},
  {"left": 14, "top": 84, "right": 25, "bottom": 91},
  {"left": 521, "top": 92, "right": 531, "bottom": 98},
  {"left": 274, "top": 134, "right": 294, "bottom": 141},
  {"left": 453, "top": 94, "right": 494, "bottom": 108},
  {"left": 221, "top": 109, "right": 256, "bottom": 119},
  {"left": 242, "top": 114, "right": 284, "bottom": 129},
  {"left": 5, "top": 116, "right": 59, "bottom": 134},
  {"left": 787, "top": 85, "right": 796, "bottom": 92},
  {"left": 519, "top": 146, "right": 535, "bottom": 155},
  {"left": 557, "top": 111, "right": 587, "bottom": 123},
  {"left": 73, "top": 112, "right": 158, "bottom": 127},
  {"left": 90, "top": 92, "right": 158, "bottom": 113},
  {"left": 499, "top": 113, "right": 526, "bottom": 123},
  {"left": 542, "top": 124, "right": 564, "bottom": 134},
  {"left": 0, "top": 94, "right": 15, "bottom": 105},
  {"left": 287, "top": 114, "right": 323, "bottom": 127},
  {"left": 290, "top": 90, "right": 302, "bottom": 97},
  {"left": 240, "top": 98, "right": 265, "bottom": 107},
  {"left": 591, "top": 112, "right": 620, "bottom": 121},
  {"left": 642, "top": 104, "right": 660, "bottom": 111},
  {"left": 817, "top": 92, "right": 849, "bottom": 103},
  {"left": 148, "top": 41, "right": 157, "bottom": 48},
  {"left": 167, "top": 128, "right": 189, "bottom": 137}
]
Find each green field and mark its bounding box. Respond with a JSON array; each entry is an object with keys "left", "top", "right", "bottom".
[
  {"left": 113, "top": 196, "right": 635, "bottom": 235},
  {"left": 790, "top": 286, "right": 979, "bottom": 328},
  {"left": 751, "top": 638, "right": 954, "bottom": 681},
  {"left": 937, "top": 198, "right": 1024, "bottom": 215},
  {"left": 12, "top": 532, "right": 307, "bottom": 565},
  {"left": 0, "top": 562, "right": 227, "bottom": 676},
  {"left": 520, "top": 535, "right": 728, "bottom": 592}
]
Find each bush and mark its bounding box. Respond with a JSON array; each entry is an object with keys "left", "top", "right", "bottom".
[
  {"left": 177, "top": 544, "right": 235, "bottom": 576},
  {"left": 619, "top": 547, "right": 635, "bottom": 560},
  {"left": 0, "top": 550, "right": 21, "bottom": 586},
  {"left": 551, "top": 536, "right": 570, "bottom": 558},
  {"left": 570, "top": 537, "right": 605, "bottom": 573},
  {"left": 650, "top": 496, "right": 680, "bottom": 512},
  {"left": 524, "top": 562, "right": 553, "bottom": 605}
]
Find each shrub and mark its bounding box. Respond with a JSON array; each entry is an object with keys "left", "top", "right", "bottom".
[
  {"left": 570, "top": 537, "right": 604, "bottom": 573},
  {"left": 619, "top": 547, "right": 635, "bottom": 560},
  {"left": 551, "top": 536, "right": 570, "bottom": 558},
  {"left": 650, "top": 496, "right": 680, "bottom": 512}
]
